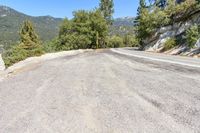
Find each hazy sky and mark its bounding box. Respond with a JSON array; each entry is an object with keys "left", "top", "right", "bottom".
[{"left": 0, "top": 0, "right": 139, "bottom": 18}]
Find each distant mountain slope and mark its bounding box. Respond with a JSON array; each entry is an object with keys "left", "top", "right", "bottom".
[
  {"left": 113, "top": 17, "right": 135, "bottom": 26},
  {"left": 110, "top": 17, "right": 135, "bottom": 35},
  {"left": 0, "top": 5, "right": 62, "bottom": 50},
  {"left": 0, "top": 5, "right": 135, "bottom": 51}
]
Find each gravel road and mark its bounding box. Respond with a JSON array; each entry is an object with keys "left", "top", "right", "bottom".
[{"left": 0, "top": 49, "right": 200, "bottom": 133}]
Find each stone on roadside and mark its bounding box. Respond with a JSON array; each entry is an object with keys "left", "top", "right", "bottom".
[{"left": 0, "top": 54, "right": 5, "bottom": 71}]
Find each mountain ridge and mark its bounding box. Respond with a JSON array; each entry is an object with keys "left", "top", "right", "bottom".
[
  {"left": 0, "top": 5, "right": 135, "bottom": 51},
  {"left": 0, "top": 5, "right": 62, "bottom": 51}
]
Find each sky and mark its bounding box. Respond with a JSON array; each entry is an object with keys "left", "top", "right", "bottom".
[{"left": 0, "top": 0, "right": 139, "bottom": 18}]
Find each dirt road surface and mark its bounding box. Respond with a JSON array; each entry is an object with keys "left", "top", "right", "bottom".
[{"left": 0, "top": 49, "right": 200, "bottom": 133}]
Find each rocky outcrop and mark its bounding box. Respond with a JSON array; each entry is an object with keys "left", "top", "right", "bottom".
[
  {"left": 144, "top": 8, "right": 200, "bottom": 57},
  {"left": 0, "top": 54, "right": 5, "bottom": 71},
  {"left": 195, "top": 38, "right": 200, "bottom": 48}
]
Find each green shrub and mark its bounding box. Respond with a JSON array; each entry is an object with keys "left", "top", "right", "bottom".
[
  {"left": 57, "top": 33, "right": 92, "bottom": 51},
  {"left": 123, "top": 34, "right": 139, "bottom": 47},
  {"left": 2, "top": 45, "right": 44, "bottom": 67},
  {"left": 43, "top": 38, "right": 60, "bottom": 53},
  {"left": 2, "top": 20, "right": 44, "bottom": 67},
  {"left": 58, "top": 10, "right": 108, "bottom": 50},
  {"left": 2, "top": 46, "right": 28, "bottom": 67},
  {"left": 136, "top": 0, "right": 199, "bottom": 46},
  {"left": 136, "top": 6, "right": 170, "bottom": 42},
  {"left": 186, "top": 25, "right": 200, "bottom": 48},
  {"left": 163, "top": 38, "right": 177, "bottom": 51},
  {"left": 106, "top": 36, "right": 124, "bottom": 48}
]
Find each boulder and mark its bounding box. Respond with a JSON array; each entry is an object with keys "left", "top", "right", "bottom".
[
  {"left": 153, "top": 37, "right": 170, "bottom": 50},
  {"left": 170, "top": 46, "right": 188, "bottom": 55},
  {"left": 195, "top": 39, "right": 200, "bottom": 48},
  {"left": 187, "top": 48, "right": 200, "bottom": 56},
  {"left": 176, "top": 22, "right": 191, "bottom": 35},
  {"left": 160, "top": 30, "right": 176, "bottom": 39},
  {"left": 0, "top": 54, "right": 5, "bottom": 71},
  {"left": 159, "top": 26, "right": 173, "bottom": 34}
]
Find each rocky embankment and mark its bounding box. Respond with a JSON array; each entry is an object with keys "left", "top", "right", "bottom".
[{"left": 144, "top": 8, "right": 200, "bottom": 57}]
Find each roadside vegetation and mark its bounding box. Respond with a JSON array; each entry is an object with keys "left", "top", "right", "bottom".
[
  {"left": 2, "top": 0, "right": 200, "bottom": 67},
  {"left": 2, "top": 20, "right": 44, "bottom": 67},
  {"left": 186, "top": 24, "right": 200, "bottom": 48},
  {"left": 163, "top": 38, "right": 177, "bottom": 51},
  {"left": 135, "top": 0, "right": 200, "bottom": 49},
  {"left": 2, "top": 0, "right": 139, "bottom": 67}
]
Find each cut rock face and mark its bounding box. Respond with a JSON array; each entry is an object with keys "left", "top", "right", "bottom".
[
  {"left": 195, "top": 39, "right": 200, "bottom": 48},
  {"left": 0, "top": 54, "right": 5, "bottom": 71},
  {"left": 144, "top": 9, "right": 200, "bottom": 56}
]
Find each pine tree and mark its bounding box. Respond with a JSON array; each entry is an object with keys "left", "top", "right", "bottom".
[
  {"left": 138, "top": 0, "right": 146, "bottom": 14},
  {"left": 99, "top": 0, "right": 114, "bottom": 25},
  {"left": 19, "top": 20, "right": 40, "bottom": 50},
  {"left": 135, "top": 0, "right": 147, "bottom": 47},
  {"left": 135, "top": 0, "right": 146, "bottom": 25},
  {"left": 58, "top": 10, "right": 108, "bottom": 50},
  {"left": 149, "top": 0, "right": 167, "bottom": 8},
  {"left": 19, "top": 20, "right": 43, "bottom": 55},
  {"left": 157, "top": 0, "right": 167, "bottom": 8}
]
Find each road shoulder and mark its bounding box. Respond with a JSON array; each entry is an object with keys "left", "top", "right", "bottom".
[
  {"left": 111, "top": 48, "right": 200, "bottom": 68},
  {"left": 0, "top": 49, "right": 93, "bottom": 82}
]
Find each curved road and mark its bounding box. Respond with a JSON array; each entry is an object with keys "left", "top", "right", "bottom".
[{"left": 0, "top": 49, "right": 200, "bottom": 133}]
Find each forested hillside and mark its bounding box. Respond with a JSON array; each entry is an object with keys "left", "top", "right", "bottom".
[
  {"left": 0, "top": 5, "right": 135, "bottom": 51},
  {"left": 110, "top": 17, "right": 135, "bottom": 35},
  {"left": 0, "top": 5, "right": 62, "bottom": 50}
]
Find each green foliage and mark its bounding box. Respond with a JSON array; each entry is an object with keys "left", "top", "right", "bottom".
[
  {"left": 43, "top": 38, "right": 60, "bottom": 53},
  {"left": 2, "top": 20, "right": 44, "bottom": 67},
  {"left": 106, "top": 36, "right": 124, "bottom": 48},
  {"left": 135, "top": 0, "right": 170, "bottom": 47},
  {"left": 136, "top": 6, "right": 170, "bottom": 46},
  {"left": 135, "top": 0, "right": 199, "bottom": 47},
  {"left": 163, "top": 38, "right": 177, "bottom": 51},
  {"left": 19, "top": 20, "right": 40, "bottom": 49},
  {"left": 18, "top": 20, "right": 44, "bottom": 54},
  {"left": 137, "top": 0, "right": 147, "bottom": 16},
  {"left": 186, "top": 25, "right": 200, "bottom": 48},
  {"left": 0, "top": 6, "right": 61, "bottom": 50},
  {"left": 58, "top": 18, "right": 72, "bottom": 37},
  {"left": 109, "top": 17, "right": 136, "bottom": 36},
  {"left": 99, "top": 0, "right": 114, "bottom": 25},
  {"left": 58, "top": 33, "right": 91, "bottom": 50},
  {"left": 135, "top": 0, "right": 146, "bottom": 27},
  {"left": 57, "top": 10, "right": 108, "bottom": 50},
  {"left": 123, "top": 34, "right": 139, "bottom": 47},
  {"left": 2, "top": 45, "right": 28, "bottom": 67}
]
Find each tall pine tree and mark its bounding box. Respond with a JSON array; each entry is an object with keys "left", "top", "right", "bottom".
[
  {"left": 99, "top": 0, "right": 114, "bottom": 25},
  {"left": 135, "top": 0, "right": 147, "bottom": 47},
  {"left": 138, "top": 0, "right": 146, "bottom": 14},
  {"left": 19, "top": 20, "right": 43, "bottom": 55},
  {"left": 19, "top": 20, "right": 40, "bottom": 50},
  {"left": 149, "top": 0, "right": 167, "bottom": 8},
  {"left": 135, "top": 0, "right": 146, "bottom": 25}
]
